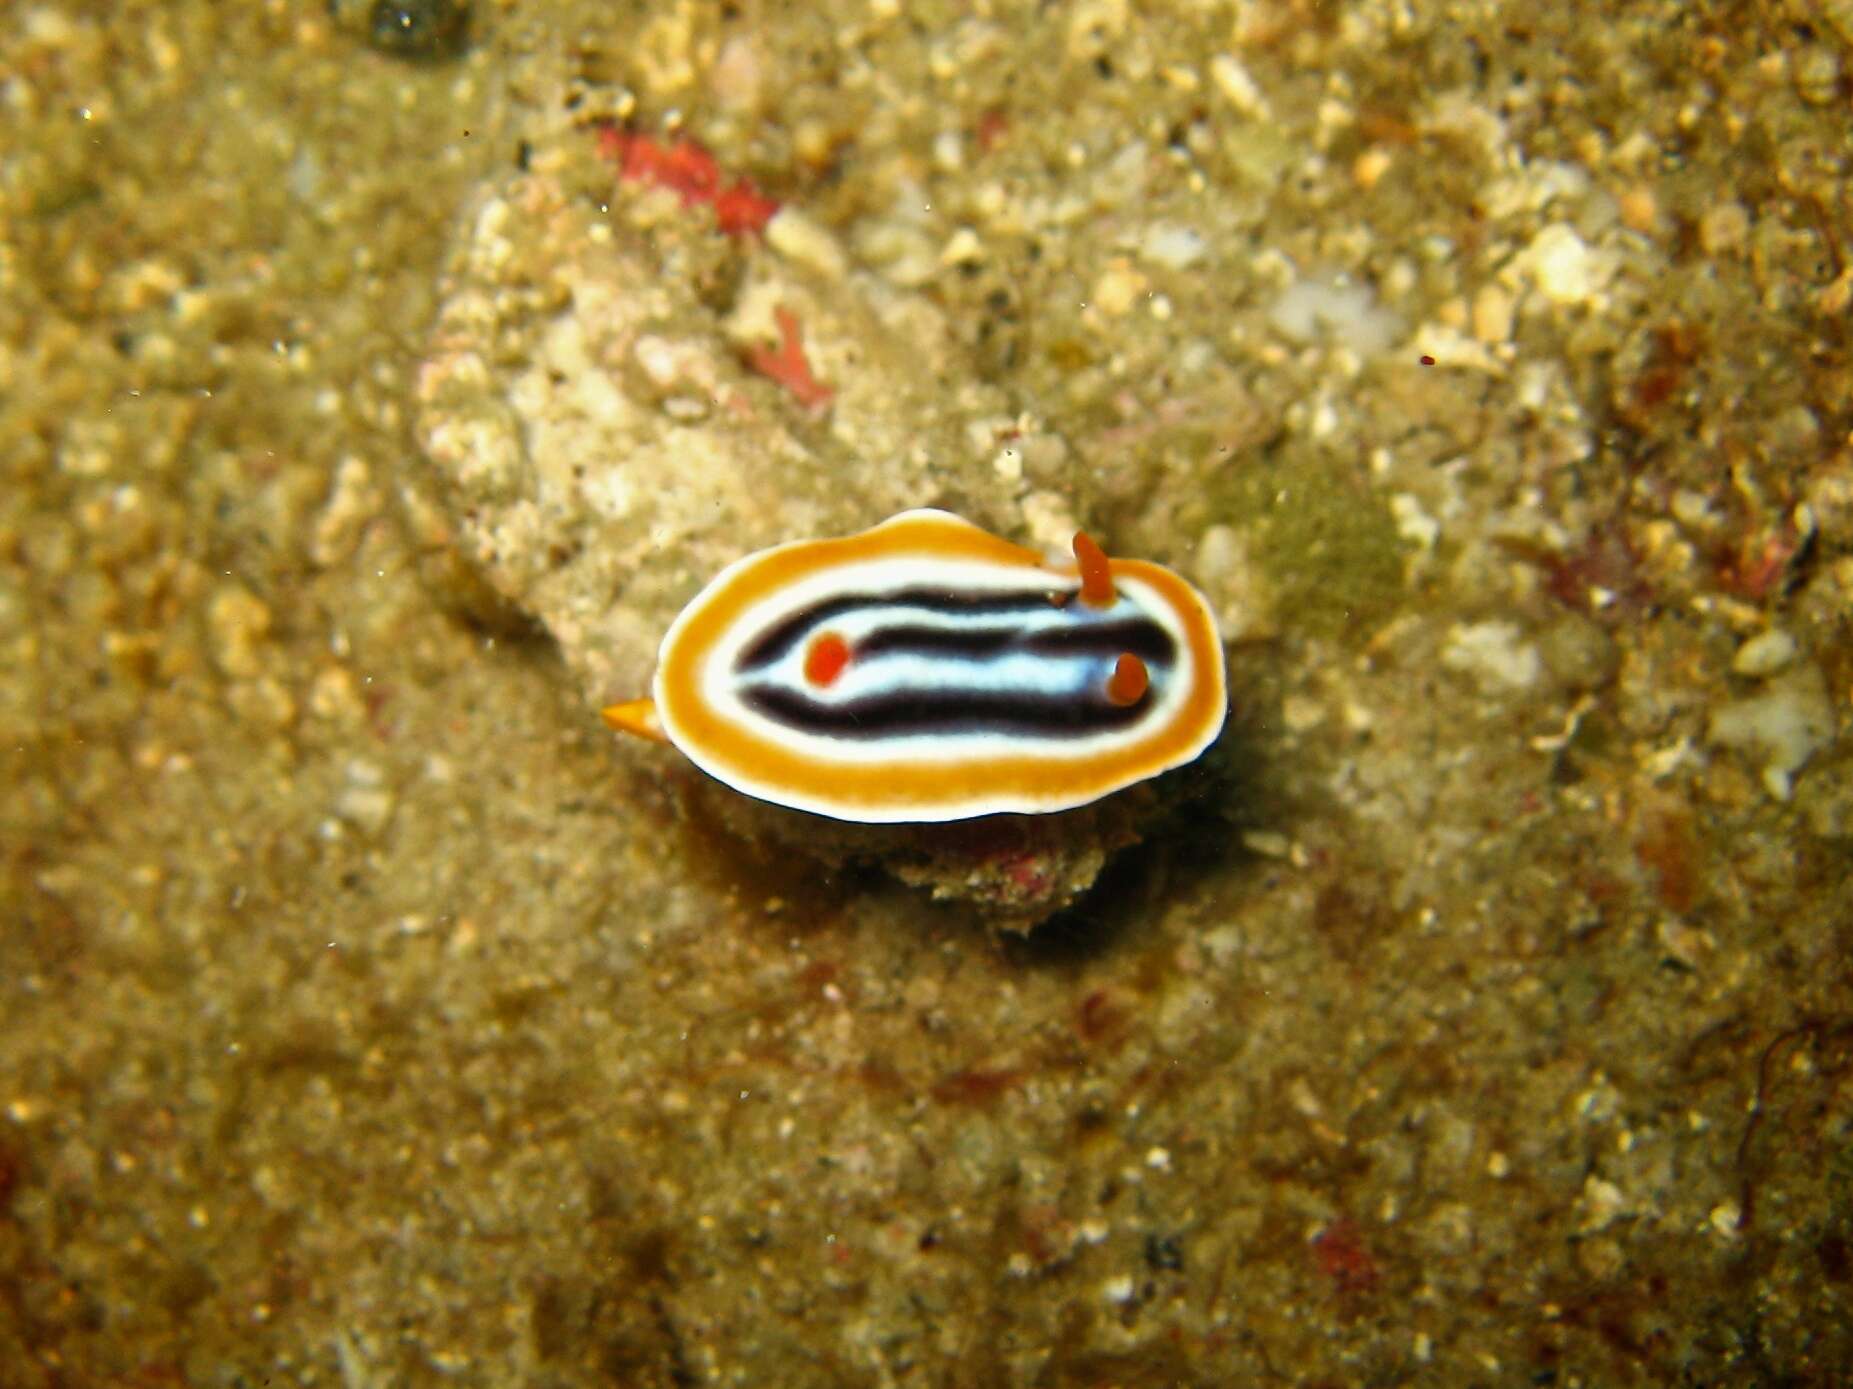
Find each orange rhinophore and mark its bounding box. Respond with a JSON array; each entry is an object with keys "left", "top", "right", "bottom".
[
  {"left": 1105, "top": 653, "right": 1150, "bottom": 707},
  {"left": 1073, "top": 529, "right": 1115, "bottom": 608}
]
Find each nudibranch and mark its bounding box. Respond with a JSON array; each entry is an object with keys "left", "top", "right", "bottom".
[{"left": 603, "top": 510, "right": 1226, "bottom": 823}]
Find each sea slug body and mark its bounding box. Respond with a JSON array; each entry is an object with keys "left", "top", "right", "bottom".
[{"left": 604, "top": 510, "right": 1227, "bottom": 823}]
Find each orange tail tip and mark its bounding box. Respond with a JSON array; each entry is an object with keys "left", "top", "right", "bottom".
[
  {"left": 1073, "top": 530, "right": 1116, "bottom": 607},
  {"left": 602, "top": 697, "right": 668, "bottom": 744}
]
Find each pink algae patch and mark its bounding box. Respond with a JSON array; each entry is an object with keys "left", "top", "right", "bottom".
[
  {"left": 596, "top": 126, "right": 780, "bottom": 237},
  {"left": 746, "top": 306, "right": 834, "bottom": 411}
]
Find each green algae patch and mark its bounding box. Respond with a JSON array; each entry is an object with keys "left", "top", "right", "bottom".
[{"left": 1210, "top": 444, "right": 1410, "bottom": 643}]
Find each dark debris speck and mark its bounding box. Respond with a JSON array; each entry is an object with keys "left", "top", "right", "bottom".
[
  {"left": 364, "top": 0, "right": 469, "bottom": 59},
  {"left": 1144, "top": 1233, "right": 1184, "bottom": 1272}
]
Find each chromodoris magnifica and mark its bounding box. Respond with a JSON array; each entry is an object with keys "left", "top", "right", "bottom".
[{"left": 603, "top": 509, "right": 1226, "bottom": 822}]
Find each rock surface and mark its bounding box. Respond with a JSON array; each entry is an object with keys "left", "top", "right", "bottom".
[{"left": 409, "top": 126, "right": 1181, "bottom": 927}]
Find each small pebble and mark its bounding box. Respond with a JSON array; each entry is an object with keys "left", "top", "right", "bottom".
[
  {"left": 1670, "top": 489, "right": 1722, "bottom": 533},
  {"left": 767, "top": 208, "right": 849, "bottom": 280},
  {"left": 1471, "top": 283, "right": 1513, "bottom": 343},
  {"left": 1092, "top": 260, "right": 1146, "bottom": 316},
  {"left": 1793, "top": 45, "right": 1842, "bottom": 105},
  {"left": 1270, "top": 277, "right": 1402, "bottom": 356},
  {"left": 1698, "top": 202, "right": 1751, "bottom": 257},
  {"left": 1538, "top": 615, "right": 1619, "bottom": 692},
  {"left": 335, "top": 758, "right": 396, "bottom": 834},
  {"left": 1516, "top": 224, "right": 1607, "bottom": 307},
  {"left": 710, "top": 35, "right": 766, "bottom": 114},
  {"left": 308, "top": 665, "right": 365, "bottom": 722},
  {"left": 1731, "top": 628, "right": 1796, "bottom": 677},
  {"left": 1708, "top": 666, "right": 1834, "bottom": 800},
  {"left": 1100, "top": 1273, "right": 1137, "bottom": 1304},
  {"left": 1353, "top": 146, "right": 1393, "bottom": 190},
  {"left": 1617, "top": 185, "right": 1658, "bottom": 234},
  {"left": 1390, "top": 493, "right": 1439, "bottom": 551},
  {"left": 1138, "top": 223, "right": 1207, "bottom": 271},
  {"left": 938, "top": 226, "right": 985, "bottom": 267},
  {"left": 1442, "top": 621, "right": 1543, "bottom": 694},
  {"left": 310, "top": 456, "right": 377, "bottom": 568},
  {"left": 207, "top": 585, "right": 273, "bottom": 680},
  {"left": 1208, "top": 53, "right": 1268, "bottom": 117}
]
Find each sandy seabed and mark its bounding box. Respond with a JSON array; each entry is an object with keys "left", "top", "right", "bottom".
[{"left": 3, "top": 1, "right": 1850, "bottom": 1383}]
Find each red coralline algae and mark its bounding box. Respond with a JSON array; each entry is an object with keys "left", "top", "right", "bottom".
[
  {"left": 1634, "top": 806, "right": 1697, "bottom": 913},
  {"left": 1312, "top": 1218, "right": 1381, "bottom": 1295},
  {"left": 711, "top": 180, "right": 781, "bottom": 238},
  {"left": 974, "top": 107, "right": 1010, "bottom": 154},
  {"left": 930, "top": 1065, "right": 1022, "bottom": 1108},
  {"left": 1716, "top": 527, "right": 1799, "bottom": 602},
  {"left": 596, "top": 126, "right": 779, "bottom": 237},
  {"left": 746, "top": 306, "right": 834, "bottom": 410},
  {"left": 1541, "top": 520, "right": 1652, "bottom": 618}
]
